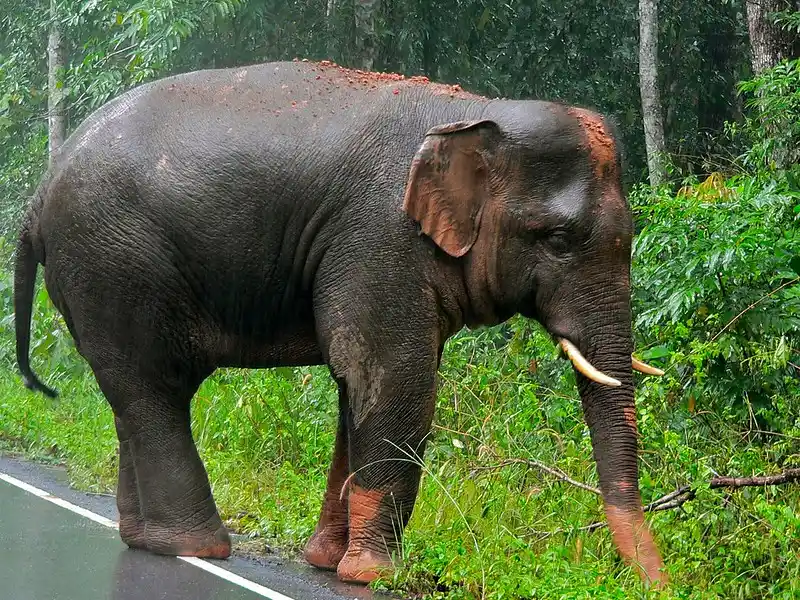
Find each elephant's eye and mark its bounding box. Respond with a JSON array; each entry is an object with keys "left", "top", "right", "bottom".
[{"left": 544, "top": 229, "right": 572, "bottom": 254}]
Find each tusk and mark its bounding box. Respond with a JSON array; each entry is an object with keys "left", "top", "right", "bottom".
[
  {"left": 632, "top": 356, "right": 665, "bottom": 376},
  {"left": 559, "top": 339, "right": 621, "bottom": 387}
]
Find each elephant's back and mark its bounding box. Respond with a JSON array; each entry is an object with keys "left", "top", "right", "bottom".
[
  {"left": 38, "top": 60, "right": 497, "bottom": 249},
  {"left": 33, "top": 61, "right": 497, "bottom": 353},
  {"left": 59, "top": 60, "right": 494, "bottom": 160},
  {"left": 51, "top": 61, "right": 398, "bottom": 198}
]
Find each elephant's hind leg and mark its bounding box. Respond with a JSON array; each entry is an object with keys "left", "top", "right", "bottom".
[
  {"left": 304, "top": 380, "right": 350, "bottom": 570},
  {"left": 94, "top": 365, "right": 230, "bottom": 558},
  {"left": 114, "top": 416, "right": 146, "bottom": 549}
]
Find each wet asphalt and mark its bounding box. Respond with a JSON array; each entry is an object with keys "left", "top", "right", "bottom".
[{"left": 0, "top": 453, "right": 390, "bottom": 600}]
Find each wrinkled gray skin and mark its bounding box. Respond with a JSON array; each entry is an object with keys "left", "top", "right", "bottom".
[{"left": 14, "top": 61, "right": 664, "bottom": 586}]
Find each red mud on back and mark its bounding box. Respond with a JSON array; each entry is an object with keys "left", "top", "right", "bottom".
[{"left": 304, "top": 58, "right": 485, "bottom": 100}]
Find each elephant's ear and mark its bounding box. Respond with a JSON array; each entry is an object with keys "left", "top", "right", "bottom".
[{"left": 402, "top": 119, "right": 500, "bottom": 258}]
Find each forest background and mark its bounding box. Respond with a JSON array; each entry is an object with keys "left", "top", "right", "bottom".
[{"left": 1, "top": 1, "right": 799, "bottom": 598}]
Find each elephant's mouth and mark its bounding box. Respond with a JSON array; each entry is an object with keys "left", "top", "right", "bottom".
[{"left": 556, "top": 337, "right": 664, "bottom": 387}]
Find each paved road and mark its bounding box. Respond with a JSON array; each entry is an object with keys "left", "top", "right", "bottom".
[{"left": 0, "top": 453, "right": 389, "bottom": 600}]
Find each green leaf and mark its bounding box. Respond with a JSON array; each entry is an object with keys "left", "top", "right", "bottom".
[
  {"left": 790, "top": 255, "right": 800, "bottom": 276},
  {"left": 477, "top": 7, "right": 491, "bottom": 31},
  {"left": 641, "top": 346, "right": 670, "bottom": 360}
]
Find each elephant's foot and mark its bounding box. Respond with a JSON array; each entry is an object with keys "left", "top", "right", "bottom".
[
  {"left": 122, "top": 518, "right": 232, "bottom": 559},
  {"left": 118, "top": 514, "right": 147, "bottom": 550},
  {"left": 336, "top": 546, "right": 394, "bottom": 584},
  {"left": 151, "top": 523, "right": 232, "bottom": 558},
  {"left": 336, "top": 485, "right": 398, "bottom": 584},
  {"left": 303, "top": 525, "right": 349, "bottom": 570}
]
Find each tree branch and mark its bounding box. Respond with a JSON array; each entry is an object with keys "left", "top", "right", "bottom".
[
  {"left": 472, "top": 458, "right": 602, "bottom": 496},
  {"left": 711, "top": 276, "right": 800, "bottom": 341},
  {"left": 524, "top": 468, "right": 800, "bottom": 537}
]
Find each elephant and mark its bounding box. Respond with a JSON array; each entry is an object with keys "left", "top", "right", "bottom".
[{"left": 13, "top": 60, "right": 667, "bottom": 586}]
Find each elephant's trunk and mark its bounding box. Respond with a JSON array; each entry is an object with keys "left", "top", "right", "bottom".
[{"left": 574, "top": 323, "right": 666, "bottom": 587}]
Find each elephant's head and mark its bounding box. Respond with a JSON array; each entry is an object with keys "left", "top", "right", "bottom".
[{"left": 402, "top": 106, "right": 666, "bottom": 586}]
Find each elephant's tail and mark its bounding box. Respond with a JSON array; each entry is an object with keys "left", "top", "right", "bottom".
[{"left": 14, "top": 210, "right": 58, "bottom": 398}]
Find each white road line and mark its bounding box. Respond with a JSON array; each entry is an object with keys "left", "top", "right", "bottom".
[
  {"left": 178, "top": 557, "right": 295, "bottom": 600},
  {"left": 0, "top": 471, "right": 296, "bottom": 600},
  {"left": 0, "top": 472, "right": 118, "bottom": 529}
]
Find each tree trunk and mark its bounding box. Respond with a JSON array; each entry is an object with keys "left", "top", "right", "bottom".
[
  {"left": 638, "top": 0, "right": 667, "bottom": 186},
  {"left": 47, "top": 0, "right": 67, "bottom": 165},
  {"left": 326, "top": 0, "right": 336, "bottom": 59},
  {"left": 745, "top": 0, "right": 798, "bottom": 74},
  {"left": 354, "top": 0, "right": 380, "bottom": 71}
]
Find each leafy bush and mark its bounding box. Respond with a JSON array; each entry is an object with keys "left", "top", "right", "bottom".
[
  {"left": 629, "top": 55, "right": 800, "bottom": 441},
  {"left": 737, "top": 58, "right": 800, "bottom": 169},
  {"left": 630, "top": 167, "right": 800, "bottom": 433}
]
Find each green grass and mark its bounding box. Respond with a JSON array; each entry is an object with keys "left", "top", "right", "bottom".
[{"left": 0, "top": 312, "right": 798, "bottom": 599}]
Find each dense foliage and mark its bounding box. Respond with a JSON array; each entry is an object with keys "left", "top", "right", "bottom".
[
  {"left": 1, "top": 1, "right": 798, "bottom": 599},
  {"left": 0, "top": 0, "right": 753, "bottom": 212}
]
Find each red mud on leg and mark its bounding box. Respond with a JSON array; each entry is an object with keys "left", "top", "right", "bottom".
[
  {"left": 605, "top": 506, "right": 667, "bottom": 588},
  {"left": 304, "top": 445, "right": 350, "bottom": 570},
  {"left": 336, "top": 485, "right": 395, "bottom": 585}
]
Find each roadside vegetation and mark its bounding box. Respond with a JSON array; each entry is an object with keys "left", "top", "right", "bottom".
[{"left": 1, "top": 2, "right": 799, "bottom": 599}]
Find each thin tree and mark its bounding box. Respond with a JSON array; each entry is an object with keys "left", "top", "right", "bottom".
[
  {"left": 47, "top": 0, "right": 67, "bottom": 164},
  {"left": 745, "top": 0, "right": 799, "bottom": 74},
  {"left": 638, "top": 0, "right": 667, "bottom": 185},
  {"left": 326, "top": 0, "right": 336, "bottom": 59},
  {"left": 354, "top": 0, "right": 380, "bottom": 70}
]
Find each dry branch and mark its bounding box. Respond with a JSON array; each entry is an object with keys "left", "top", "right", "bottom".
[
  {"left": 472, "top": 458, "right": 602, "bottom": 496},
  {"left": 642, "top": 468, "right": 800, "bottom": 513},
  {"left": 479, "top": 459, "right": 800, "bottom": 538}
]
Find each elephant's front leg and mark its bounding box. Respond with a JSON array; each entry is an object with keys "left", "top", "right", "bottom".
[
  {"left": 304, "top": 381, "right": 350, "bottom": 570},
  {"left": 324, "top": 332, "right": 438, "bottom": 584},
  {"left": 337, "top": 381, "right": 435, "bottom": 584}
]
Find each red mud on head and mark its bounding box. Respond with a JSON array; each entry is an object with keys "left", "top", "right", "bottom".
[
  {"left": 310, "top": 59, "right": 485, "bottom": 100},
  {"left": 567, "top": 107, "right": 618, "bottom": 180}
]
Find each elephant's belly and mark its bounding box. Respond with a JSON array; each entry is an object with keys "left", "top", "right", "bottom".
[{"left": 215, "top": 323, "right": 323, "bottom": 369}]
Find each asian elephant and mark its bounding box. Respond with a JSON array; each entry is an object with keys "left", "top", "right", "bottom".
[{"left": 14, "top": 60, "right": 666, "bottom": 586}]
